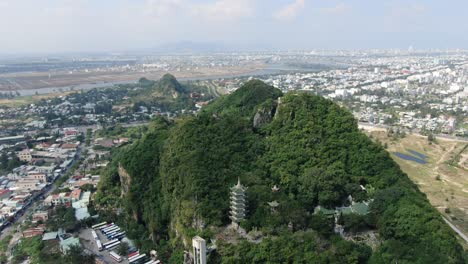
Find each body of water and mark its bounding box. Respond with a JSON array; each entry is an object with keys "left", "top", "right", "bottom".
[
  {"left": 394, "top": 152, "right": 428, "bottom": 164},
  {"left": 407, "top": 149, "right": 429, "bottom": 160}
]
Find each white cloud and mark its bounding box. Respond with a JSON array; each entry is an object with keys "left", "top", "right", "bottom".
[
  {"left": 145, "top": 0, "right": 184, "bottom": 18},
  {"left": 273, "top": 0, "right": 305, "bottom": 20},
  {"left": 145, "top": 0, "right": 253, "bottom": 21},
  {"left": 192, "top": 0, "right": 254, "bottom": 21},
  {"left": 319, "top": 3, "right": 350, "bottom": 15}
]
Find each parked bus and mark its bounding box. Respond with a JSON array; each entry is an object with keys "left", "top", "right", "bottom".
[
  {"left": 129, "top": 254, "right": 146, "bottom": 263},
  {"left": 110, "top": 232, "right": 126, "bottom": 240},
  {"left": 105, "top": 241, "right": 121, "bottom": 250},
  {"left": 106, "top": 230, "right": 119, "bottom": 237},
  {"left": 103, "top": 227, "right": 120, "bottom": 234},
  {"left": 102, "top": 227, "right": 118, "bottom": 235},
  {"left": 91, "top": 230, "right": 98, "bottom": 240},
  {"left": 102, "top": 239, "right": 119, "bottom": 247},
  {"left": 101, "top": 223, "right": 115, "bottom": 229},
  {"left": 108, "top": 231, "right": 123, "bottom": 239},
  {"left": 128, "top": 251, "right": 139, "bottom": 258},
  {"left": 106, "top": 227, "right": 121, "bottom": 234},
  {"left": 101, "top": 225, "right": 117, "bottom": 233},
  {"left": 96, "top": 239, "right": 103, "bottom": 251},
  {"left": 128, "top": 254, "right": 141, "bottom": 262},
  {"left": 109, "top": 251, "right": 123, "bottom": 263},
  {"left": 104, "top": 229, "right": 120, "bottom": 237},
  {"left": 99, "top": 223, "right": 114, "bottom": 230},
  {"left": 101, "top": 226, "right": 115, "bottom": 233},
  {"left": 91, "top": 222, "right": 107, "bottom": 230}
]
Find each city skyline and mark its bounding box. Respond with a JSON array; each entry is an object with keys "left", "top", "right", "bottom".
[{"left": 0, "top": 0, "right": 467, "bottom": 54}]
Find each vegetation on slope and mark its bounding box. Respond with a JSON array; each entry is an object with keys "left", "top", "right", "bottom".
[
  {"left": 130, "top": 74, "right": 214, "bottom": 112},
  {"left": 96, "top": 79, "right": 464, "bottom": 263}
]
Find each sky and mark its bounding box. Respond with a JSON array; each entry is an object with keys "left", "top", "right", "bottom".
[{"left": 0, "top": 0, "right": 467, "bottom": 54}]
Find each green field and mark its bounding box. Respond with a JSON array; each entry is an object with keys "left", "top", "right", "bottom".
[{"left": 367, "top": 130, "right": 468, "bottom": 240}]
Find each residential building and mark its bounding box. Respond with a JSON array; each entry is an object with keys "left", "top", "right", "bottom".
[
  {"left": 22, "top": 226, "right": 45, "bottom": 238},
  {"left": 32, "top": 211, "right": 48, "bottom": 223},
  {"left": 18, "top": 149, "right": 32, "bottom": 162}
]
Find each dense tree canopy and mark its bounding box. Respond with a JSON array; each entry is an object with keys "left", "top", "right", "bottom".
[{"left": 96, "top": 79, "right": 464, "bottom": 263}]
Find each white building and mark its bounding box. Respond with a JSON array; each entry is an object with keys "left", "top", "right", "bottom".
[{"left": 192, "top": 236, "right": 207, "bottom": 264}]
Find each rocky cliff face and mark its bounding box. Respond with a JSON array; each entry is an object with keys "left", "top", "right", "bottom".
[
  {"left": 118, "top": 163, "right": 141, "bottom": 221},
  {"left": 118, "top": 162, "right": 131, "bottom": 198},
  {"left": 253, "top": 101, "right": 278, "bottom": 128}
]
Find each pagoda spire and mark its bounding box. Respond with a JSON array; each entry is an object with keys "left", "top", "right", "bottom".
[{"left": 229, "top": 178, "right": 247, "bottom": 227}]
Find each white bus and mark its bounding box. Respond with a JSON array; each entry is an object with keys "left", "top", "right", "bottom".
[
  {"left": 109, "top": 251, "right": 123, "bottom": 263},
  {"left": 99, "top": 222, "right": 114, "bottom": 230},
  {"left": 128, "top": 254, "right": 140, "bottom": 262},
  {"left": 96, "top": 239, "right": 103, "bottom": 251},
  {"left": 103, "top": 226, "right": 120, "bottom": 234},
  {"left": 105, "top": 241, "right": 120, "bottom": 250},
  {"left": 129, "top": 254, "right": 147, "bottom": 263},
  {"left": 91, "top": 222, "right": 107, "bottom": 229},
  {"left": 102, "top": 239, "right": 119, "bottom": 247},
  {"left": 91, "top": 230, "right": 98, "bottom": 240},
  {"left": 110, "top": 232, "right": 126, "bottom": 240},
  {"left": 101, "top": 225, "right": 117, "bottom": 233},
  {"left": 105, "top": 227, "right": 120, "bottom": 235},
  {"left": 104, "top": 229, "right": 120, "bottom": 237}
]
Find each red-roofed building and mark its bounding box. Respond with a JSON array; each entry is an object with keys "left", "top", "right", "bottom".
[
  {"left": 0, "top": 189, "right": 11, "bottom": 200},
  {"left": 35, "top": 142, "right": 52, "bottom": 150},
  {"left": 64, "top": 129, "right": 78, "bottom": 136},
  {"left": 72, "top": 175, "right": 84, "bottom": 181},
  {"left": 70, "top": 189, "right": 82, "bottom": 201},
  {"left": 61, "top": 143, "right": 79, "bottom": 150}
]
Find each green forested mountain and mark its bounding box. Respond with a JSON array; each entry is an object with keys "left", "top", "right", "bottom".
[
  {"left": 95, "top": 79, "right": 464, "bottom": 263},
  {"left": 129, "top": 74, "right": 213, "bottom": 112},
  {"left": 146, "top": 73, "right": 187, "bottom": 99}
]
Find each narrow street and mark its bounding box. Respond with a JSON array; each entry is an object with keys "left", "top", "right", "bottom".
[
  {"left": 0, "top": 144, "right": 83, "bottom": 248},
  {"left": 443, "top": 217, "right": 468, "bottom": 244}
]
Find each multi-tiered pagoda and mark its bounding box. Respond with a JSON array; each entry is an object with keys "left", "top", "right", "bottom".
[{"left": 229, "top": 178, "right": 247, "bottom": 227}]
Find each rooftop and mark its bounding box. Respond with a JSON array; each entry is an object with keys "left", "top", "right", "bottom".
[{"left": 42, "top": 231, "right": 58, "bottom": 241}]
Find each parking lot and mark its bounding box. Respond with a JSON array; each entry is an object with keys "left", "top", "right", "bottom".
[{"left": 79, "top": 228, "right": 129, "bottom": 264}]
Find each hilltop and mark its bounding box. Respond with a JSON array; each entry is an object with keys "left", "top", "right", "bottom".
[
  {"left": 95, "top": 80, "right": 464, "bottom": 263},
  {"left": 129, "top": 74, "right": 214, "bottom": 112},
  {"left": 147, "top": 74, "right": 187, "bottom": 99}
]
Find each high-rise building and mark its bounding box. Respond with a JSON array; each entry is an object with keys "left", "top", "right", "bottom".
[
  {"left": 229, "top": 178, "right": 247, "bottom": 226},
  {"left": 192, "top": 236, "right": 207, "bottom": 264}
]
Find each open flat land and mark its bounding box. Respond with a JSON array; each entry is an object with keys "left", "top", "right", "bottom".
[
  {"left": 0, "top": 91, "right": 74, "bottom": 107},
  {"left": 0, "top": 64, "right": 266, "bottom": 92},
  {"left": 364, "top": 128, "right": 468, "bottom": 243}
]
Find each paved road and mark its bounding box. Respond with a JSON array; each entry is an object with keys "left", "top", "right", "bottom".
[
  {"left": 443, "top": 217, "right": 468, "bottom": 244},
  {"left": 358, "top": 122, "right": 468, "bottom": 143}
]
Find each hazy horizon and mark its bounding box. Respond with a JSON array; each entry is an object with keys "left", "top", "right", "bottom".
[{"left": 0, "top": 0, "right": 467, "bottom": 55}]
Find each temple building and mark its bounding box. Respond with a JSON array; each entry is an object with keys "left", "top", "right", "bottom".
[{"left": 229, "top": 178, "right": 247, "bottom": 227}]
